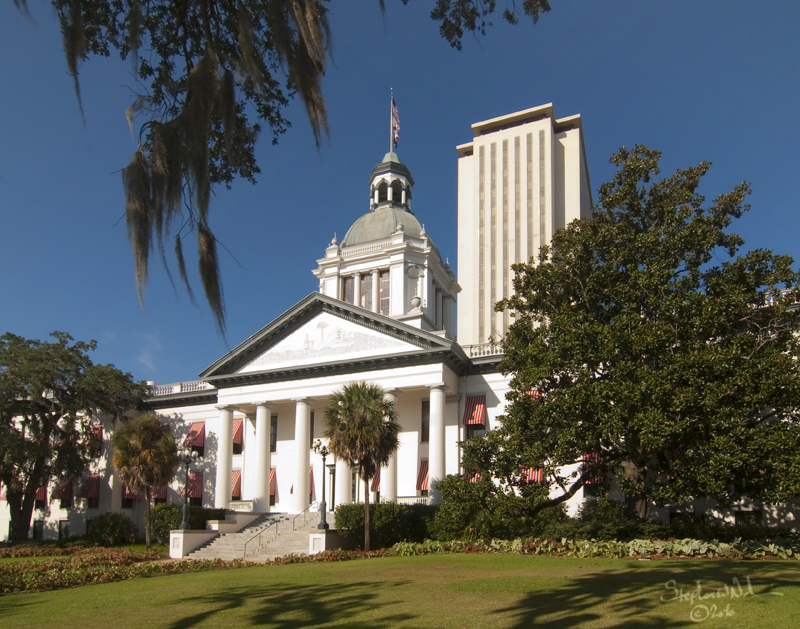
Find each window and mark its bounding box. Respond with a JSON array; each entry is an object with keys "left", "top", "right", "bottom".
[
  {"left": 463, "top": 395, "right": 487, "bottom": 440},
  {"left": 60, "top": 498, "right": 73, "bottom": 510},
  {"left": 351, "top": 468, "right": 358, "bottom": 503},
  {"left": 360, "top": 273, "right": 373, "bottom": 309},
  {"left": 122, "top": 485, "right": 140, "bottom": 509},
  {"left": 53, "top": 478, "right": 73, "bottom": 510},
  {"left": 735, "top": 510, "right": 763, "bottom": 527},
  {"left": 342, "top": 276, "right": 355, "bottom": 304},
  {"left": 58, "top": 520, "right": 70, "bottom": 541},
  {"left": 310, "top": 411, "right": 315, "bottom": 448},
  {"left": 379, "top": 270, "right": 390, "bottom": 315},
  {"left": 270, "top": 415, "right": 278, "bottom": 453},
  {"left": 34, "top": 483, "right": 46, "bottom": 510},
  {"left": 87, "top": 497, "right": 100, "bottom": 509},
  {"left": 233, "top": 418, "right": 243, "bottom": 455},
  {"left": 182, "top": 472, "right": 203, "bottom": 508},
  {"left": 88, "top": 425, "right": 103, "bottom": 458},
  {"left": 231, "top": 470, "right": 242, "bottom": 502},
  {"left": 421, "top": 401, "right": 430, "bottom": 443},
  {"left": 269, "top": 468, "right": 276, "bottom": 506},
  {"left": 121, "top": 498, "right": 134, "bottom": 509},
  {"left": 35, "top": 499, "right": 45, "bottom": 510},
  {"left": 466, "top": 424, "right": 486, "bottom": 440},
  {"left": 79, "top": 475, "right": 101, "bottom": 509},
  {"left": 417, "top": 459, "right": 429, "bottom": 497},
  {"left": 183, "top": 422, "right": 205, "bottom": 458},
  {"left": 32, "top": 520, "right": 44, "bottom": 540}
]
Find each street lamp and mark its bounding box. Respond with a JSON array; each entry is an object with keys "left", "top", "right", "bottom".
[
  {"left": 179, "top": 449, "right": 200, "bottom": 530},
  {"left": 312, "top": 439, "right": 330, "bottom": 530}
]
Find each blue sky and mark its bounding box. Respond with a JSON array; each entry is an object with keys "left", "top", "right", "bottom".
[{"left": 2, "top": 1, "right": 799, "bottom": 385}]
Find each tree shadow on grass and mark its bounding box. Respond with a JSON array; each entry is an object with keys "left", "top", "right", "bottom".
[
  {"left": 167, "top": 578, "right": 415, "bottom": 629},
  {"left": 498, "top": 561, "right": 797, "bottom": 629}
]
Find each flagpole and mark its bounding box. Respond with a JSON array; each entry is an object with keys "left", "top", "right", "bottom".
[{"left": 390, "top": 88, "right": 393, "bottom": 154}]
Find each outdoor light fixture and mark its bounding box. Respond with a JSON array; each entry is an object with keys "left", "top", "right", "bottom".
[
  {"left": 313, "top": 439, "right": 331, "bottom": 530},
  {"left": 178, "top": 449, "right": 200, "bottom": 530}
]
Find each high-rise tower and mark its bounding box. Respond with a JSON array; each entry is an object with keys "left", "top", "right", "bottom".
[{"left": 456, "top": 104, "right": 592, "bottom": 347}]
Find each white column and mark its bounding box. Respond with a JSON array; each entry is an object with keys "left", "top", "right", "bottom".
[
  {"left": 253, "top": 402, "right": 273, "bottom": 512},
  {"left": 215, "top": 405, "right": 234, "bottom": 509},
  {"left": 371, "top": 269, "right": 380, "bottom": 313},
  {"left": 335, "top": 458, "right": 352, "bottom": 505},
  {"left": 383, "top": 389, "right": 399, "bottom": 502},
  {"left": 292, "top": 398, "right": 313, "bottom": 514},
  {"left": 428, "top": 384, "right": 446, "bottom": 504},
  {"left": 354, "top": 274, "right": 362, "bottom": 309}
]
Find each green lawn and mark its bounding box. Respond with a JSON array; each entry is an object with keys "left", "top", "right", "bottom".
[{"left": 1, "top": 554, "right": 797, "bottom": 628}]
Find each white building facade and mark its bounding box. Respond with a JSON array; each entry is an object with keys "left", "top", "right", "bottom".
[{"left": 3, "top": 104, "right": 785, "bottom": 542}]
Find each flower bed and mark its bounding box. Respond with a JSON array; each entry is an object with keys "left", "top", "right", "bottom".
[{"left": 0, "top": 548, "right": 253, "bottom": 594}]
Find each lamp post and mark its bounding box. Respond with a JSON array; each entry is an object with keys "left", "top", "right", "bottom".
[
  {"left": 312, "top": 439, "right": 330, "bottom": 530},
  {"left": 178, "top": 449, "right": 199, "bottom": 530}
]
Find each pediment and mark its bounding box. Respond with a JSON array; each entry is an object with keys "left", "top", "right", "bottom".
[
  {"left": 199, "top": 293, "right": 463, "bottom": 382},
  {"left": 237, "top": 311, "right": 418, "bottom": 372}
]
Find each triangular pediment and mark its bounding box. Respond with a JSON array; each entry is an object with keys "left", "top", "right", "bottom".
[
  {"left": 199, "top": 293, "right": 465, "bottom": 384},
  {"left": 237, "top": 311, "right": 418, "bottom": 372}
]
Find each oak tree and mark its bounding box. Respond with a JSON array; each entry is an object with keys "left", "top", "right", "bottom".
[
  {"left": 462, "top": 146, "right": 800, "bottom": 521},
  {"left": 0, "top": 332, "right": 146, "bottom": 542}
]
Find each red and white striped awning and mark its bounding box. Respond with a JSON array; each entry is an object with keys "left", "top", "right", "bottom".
[
  {"left": 290, "top": 467, "right": 314, "bottom": 495},
  {"left": 232, "top": 418, "right": 244, "bottom": 445},
  {"left": 183, "top": 422, "right": 205, "bottom": 448},
  {"left": 231, "top": 470, "right": 242, "bottom": 498},
  {"left": 122, "top": 485, "right": 141, "bottom": 500},
  {"left": 463, "top": 395, "right": 487, "bottom": 425},
  {"left": 467, "top": 472, "right": 480, "bottom": 483},
  {"left": 51, "top": 478, "right": 73, "bottom": 501},
  {"left": 181, "top": 472, "right": 203, "bottom": 498},
  {"left": 523, "top": 468, "right": 545, "bottom": 484},
  {"left": 416, "top": 459, "right": 429, "bottom": 491},
  {"left": 371, "top": 467, "right": 381, "bottom": 492},
  {"left": 582, "top": 453, "right": 603, "bottom": 486},
  {"left": 269, "top": 468, "right": 277, "bottom": 496},
  {"left": 78, "top": 475, "right": 100, "bottom": 499},
  {"left": 35, "top": 483, "right": 47, "bottom": 501},
  {"left": 151, "top": 485, "right": 168, "bottom": 500}
]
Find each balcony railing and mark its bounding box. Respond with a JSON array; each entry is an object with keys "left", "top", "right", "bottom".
[
  {"left": 149, "top": 381, "right": 215, "bottom": 396},
  {"left": 462, "top": 342, "right": 504, "bottom": 358},
  {"left": 387, "top": 496, "right": 431, "bottom": 506}
]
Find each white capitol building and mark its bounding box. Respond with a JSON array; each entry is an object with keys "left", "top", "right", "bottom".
[{"left": 7, "top": 103, "right": 778, "bottom": 545}]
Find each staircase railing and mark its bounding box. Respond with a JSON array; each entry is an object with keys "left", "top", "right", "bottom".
[
  {"left": 242, "top": 519, "right": 279, "bottom": 558},
  {"left": 293, "top": 501, "right": 319, "bottom": 531}
]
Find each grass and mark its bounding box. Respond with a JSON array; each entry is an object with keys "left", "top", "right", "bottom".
[{"left": 1, "top": 554, "right": 798, "bottom": 628}]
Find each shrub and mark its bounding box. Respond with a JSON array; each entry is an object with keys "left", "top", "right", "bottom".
[
  {"left": 86, "top": 512, "right": 136, "bottom": 546},
  {"left": 334, "top": 502, "right": 436, "bottom": 549},
  {"left": 149, "top": 503, "right": 229, "bottom": 544}
]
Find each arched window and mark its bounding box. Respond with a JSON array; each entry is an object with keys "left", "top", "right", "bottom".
[
  {"left": 391, "top": 180, "right": 403, "bottom": 204},
  {"left": 377, "top": 181, "right": 389, "bottom": 203}
]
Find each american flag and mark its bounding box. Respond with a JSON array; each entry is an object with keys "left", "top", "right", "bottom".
[{"left": 391, "top": 97, "right": 400, "bottom": 147}]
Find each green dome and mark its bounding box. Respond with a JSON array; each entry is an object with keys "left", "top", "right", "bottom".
[{"left": 341, "top": 207, "right": 422, "bottom": 246}]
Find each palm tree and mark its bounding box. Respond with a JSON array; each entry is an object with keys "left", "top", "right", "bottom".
[
  {"left": 324, "top": 382, "right": 400, "bottom": 551},
  {"left": 111, "top": 413, "right": 180, "bottom": 549}
]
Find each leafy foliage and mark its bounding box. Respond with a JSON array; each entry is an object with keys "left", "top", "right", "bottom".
[
  {"left": 469, "top": 146, "right": 800, "bottom": 521},
  {"left": 324, "top": 382, "right": 400, "bottom": 551},
  {"left": 111, "top": 413, "right": 180, "bottom": 548},
  {"left": 333, "top": 502, "right": 435, "bottom": 549},
  {"left": 0, "top": 332, "right": 146, "bottom": 543},
  {"left": 85, "top": 512, "right": 137, "bottom": 546},
  {"left": 426, "top": 0, "right": 552, "bottom": 49}
]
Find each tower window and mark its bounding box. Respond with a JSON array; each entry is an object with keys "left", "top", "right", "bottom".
[
  {"left": 380, "top": 271, "right": 390, "bottom": 315},
  {"left": 377, "top": 181, "right": 388, "bottom": 203},
  {"left": 391, "top": 180, "right": 403, "bottom": 204},
  {"left": 361, "top": 274, "right": 373, "bottom": 309},
  {"left": 342, "top": 276, "right": 355, "bottom": 304}
]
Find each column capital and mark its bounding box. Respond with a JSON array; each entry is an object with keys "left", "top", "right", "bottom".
[
  {"left": 291, "top": 397, "right": 315, "bottom": 404},
  {"left": 383, "top": 388, "right": 401, "bottom": 398},
  {"left": 252, "top": 401, "right": 276, "bottom": 410},
  {"left": 215, "top": 404, "right": 236, "bottom": 412},
  {"left": 426, "top": 383, "right": 446, "bottom": 391}
]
